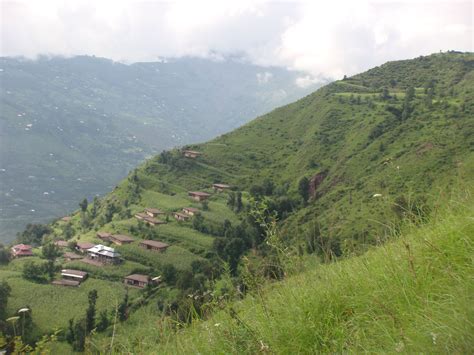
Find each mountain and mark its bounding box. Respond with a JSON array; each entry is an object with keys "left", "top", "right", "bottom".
[
  {"left": 0, "top": 55, "right": 321, "bottom": 242},
  {"left": 0, "top": 52, "right": 472, "bottom": 352},
  {"left": 113, "top": 51, "right": 474, "bottom": 250}
]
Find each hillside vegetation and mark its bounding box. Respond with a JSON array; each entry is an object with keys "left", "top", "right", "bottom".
[
  {"left": 101, "top": 189, "right": 474, "bottom": 353},
  {"left": 127, "top": 52, "right": 474, "bottom": 252},
  {"left": 1, "top": 52, "right": 472, "bottom": 352}
]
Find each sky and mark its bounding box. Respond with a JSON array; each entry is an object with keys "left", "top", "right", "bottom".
[{"left": 1, "top": 0, "right": 472, "bottom": 79}]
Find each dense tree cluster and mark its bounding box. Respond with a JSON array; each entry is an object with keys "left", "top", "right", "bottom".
[{"left": 16, "top": 224, "right": 52, "bottom": 246}]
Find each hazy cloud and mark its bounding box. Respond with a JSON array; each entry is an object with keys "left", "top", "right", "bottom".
[{"left": 1, "top": 0, "right": 472, "bottom": 78}]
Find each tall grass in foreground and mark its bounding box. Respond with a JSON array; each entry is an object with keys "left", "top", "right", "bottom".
[{"left": 109, "top": 190, "right": 474, "bottom": 354}]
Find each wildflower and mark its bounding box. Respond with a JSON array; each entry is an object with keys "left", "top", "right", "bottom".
[
  {"left": 395, "top": 341, "right": 404, "bottom": 352},
  {"left": 214, "top": 323, "right": 220, "bottom": 327},
  {"left": 373, "top": 193, "right": 382, "bottom": 198},
  {"left": 430, "top": 332, "right": 437, "bottom": 345},
  {"left": 259, "top": 340, "right": 269, "bottom": 352}
]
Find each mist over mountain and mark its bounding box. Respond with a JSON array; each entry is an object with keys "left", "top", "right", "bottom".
[{"left": 0, "top": 55, "right": 321, "bottom": 242}]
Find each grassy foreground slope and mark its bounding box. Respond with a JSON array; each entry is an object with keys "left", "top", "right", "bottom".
[{"left": 107, "top": 190, "right": 474, "bottom": 353}]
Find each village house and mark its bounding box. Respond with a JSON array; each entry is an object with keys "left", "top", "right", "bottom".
[
  {"left": 182, "top": 207, "right": 200, "bottom": 216},
  {"left": 139, "top": 240, "right": 169, "bottom": 253},
  {"left": 63, "top": 252, "right": 82, "bottom": 261},
  {"left": 75, "top": 241, "right": 95, "bottom": 254},
  {"left": 173, "top": 212, "right": 190, "bottom": 222},
  {"left": 145, "top": 208, "right": 165, "bottom": 218},
  {"left": 52, "top": 279, "right": 80, "bottom": 287},
  {"left": 188, "top": 191, "right": 211, "bottom": 202},
  {"left": 54, "top": 240, "right": 69, "bottom": 248},
  {"left": 134, "top": 212, "right": 149, "bottom": 221},
  {"left": 96, "top": 231, "right": 112, "bottom": 242},
  {"left": 212, "top": 183, "right": 231, "bottom": 192},
  {"left": 61, "top": 269, "right": 88, "bottom": 283},
  {"left": 183, "top": 150, "right": 202, "bottom": 158},
  {"left": 87, "top": 244, "right": 121, "bottom": 264},
  {"left": 123, "top": 274, "right": 160, "bottom": 288},
  {"left": 135, "top": 212, "right": 165, "bottom": 226},
  {"left": 61, "top": 216, "right": 72, "bottom": 222},
  {"left": 11, "top": 244, "right": 33, "bottom": 257},
  {"left": 109, "top": 234, "right": 134, "bottom": 246},
  {"left": 143, "top": 216, "right": 165, "bottom": 226}
]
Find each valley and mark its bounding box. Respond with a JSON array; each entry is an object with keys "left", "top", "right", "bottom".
[{"left": 0, "top": 55, "right": 320, "bottom": 242}]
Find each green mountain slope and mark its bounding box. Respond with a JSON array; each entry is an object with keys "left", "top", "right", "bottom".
[
  {"left": 0, "top": 55, "right": 319, "bottom": 241},
  {"left": 122, "top": 51, "right": 474, "bottom": 250},
  {"left": 1, "top": 52, "right": 472, "bottom": 352},
  {"left": 105, "top": 190, "right": 474, "bottom": 353}
]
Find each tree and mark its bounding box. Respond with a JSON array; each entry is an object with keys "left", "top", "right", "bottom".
[
  {"left": 380, "top": 86, "right": 390, "bottom": 100},
  {"left": 0, "top": 281, "right": 11, "bottom": 320},
  {"left": 85, "top": 289, "right": 98, "bottom": 333},
  {"left": 227, "top": 191, "right": 236, "bottom": 209},
  {"left": 22, "top": 261, "right": 46, "bottom": 283},
  {"left": 72, "top": 320, "right": 86, "bottom": 352},
  {"left": 42, "top": 243, "right": 60, "bottom": 261},
  {"left": 0, "top": 244, "right": 11, "bottom": 265},
  {"left": 104, "top": 203, "right": 116, "bottom": 223},
  {"left": 118, "top": 292, "right": 129, "bottom": 322},
  {"left": 261, "top": 178, "right": 274, "bottom": 196},
  {"left": 79, "top": 198, "right": 88, "bottom": 213},
  {"left": 90, "top": 196, "right": 100, "bottom": 218},
  {"left": 405, "top": 86, "right": 415, "bottom": 101},
  {"left": 42, "top": 243, "right": 61, "bottom": 280},
  {"left": 66, "top": 318, "right": 75, "bottom": 345},
  {"left": 17, "top": 224, "right": 51, "bottom": 246},
  {"left": 235, "top": 192, "right": 243, "bottom": 213},
  {"left": 176, "top": 270, "right": 194, "bottom": 291},
  {"left": 62, "top": 223, "right": 75, "bottom": 240},
  {"left": 298, "top": 176, "right": 310, "bottom": 203},
  {"left": 192, "top": 214, "right": 207, "bottom": 234},
  {"left": 162, "top": 264, "right": 177, "bottom": 286},
  {"left": 96, "top": 310, "right": 109, "bottom": 332}
]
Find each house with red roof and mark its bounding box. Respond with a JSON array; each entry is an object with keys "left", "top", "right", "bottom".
[{"left": 11, "top": 244, "right": 33, "bottom": 257}]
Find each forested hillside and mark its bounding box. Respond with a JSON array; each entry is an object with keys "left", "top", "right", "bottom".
[{"left": 0, "top": 55, "right": 319, "bottom": 241}]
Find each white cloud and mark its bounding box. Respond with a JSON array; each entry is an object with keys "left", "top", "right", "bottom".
[
  {"left": 295, "top": 75, "right": 324, "bottom": 88},
  {"left": 0, "top": 0, "right": 472, "bottom": 78},
  {"left": 256, "top": 71, "right": 273, "bottom": 84}
]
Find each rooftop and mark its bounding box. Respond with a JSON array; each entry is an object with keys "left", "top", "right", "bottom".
[
  {"left": 111, "top": 234, "right": 135, "bottom": 242},
  {"left": 12, "top": 244, "right": 32, "bottom": 250},
  {"left": 188, "top": 191, "right": 211, "bottom": 197},
  {"left": 183, "top": 207, "right": 200, "bottom": 212},
  {"left": 76, "top": 241, "right": 95, "bottom": 249},
  {"left": 52, "top": 279, "right": 80, "bottom": 287},
  {"left": 63, "top": 252, "right": 82, "bottom": 260},
  {"left": 54, "top": 240, "right": 69, "bottom": 247},
  {"left": 145, "top": 208, "right": 164, "bottom": 214},
  {"left": 61, "top": 269, "right": 88, "bottom": 278},
  {"left": 213, "top": 183, "right": 231, "bottom": 188},
  {"left": 140, "top": 240, "right": 169, "bottom": 249},
  {"left": 88, "top": 244, "right": 121, "bottom": 258},
  {"left": 125, "top": 274, "right": 150, "bottom": 283}
]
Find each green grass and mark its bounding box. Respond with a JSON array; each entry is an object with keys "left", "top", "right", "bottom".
[
  {"left": 104, "top": 191, "right": 474, "bottom": 353},
  {"left": 1, "top": 271, "right": 135, "bottom": 335}
]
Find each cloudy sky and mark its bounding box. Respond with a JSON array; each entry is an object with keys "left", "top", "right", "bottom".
[{"left": 1, "top": 0, "right": 472, "bottom": 78}]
